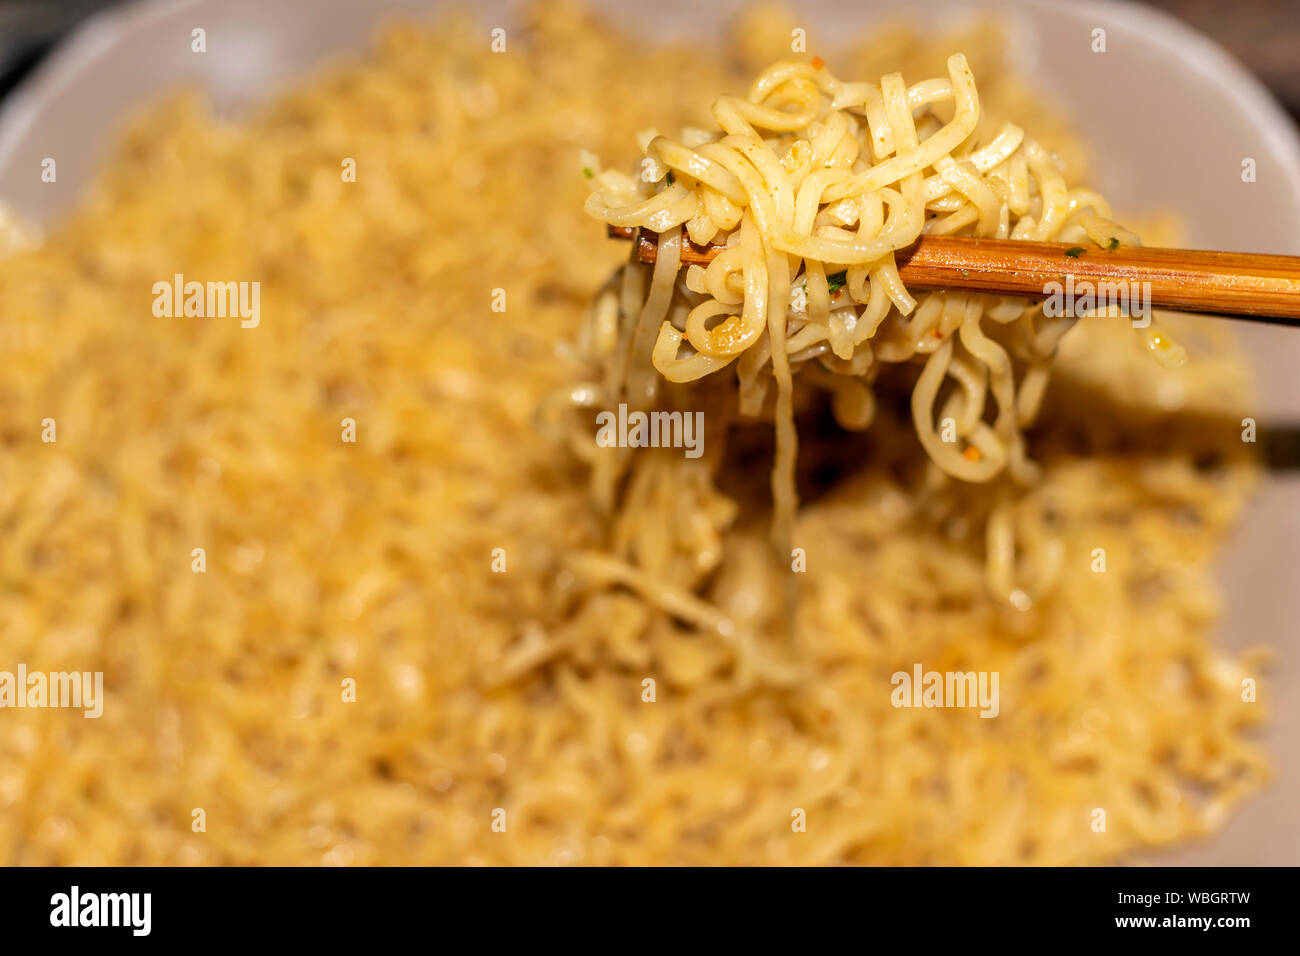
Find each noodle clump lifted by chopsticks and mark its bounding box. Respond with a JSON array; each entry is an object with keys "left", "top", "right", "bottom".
[{"left": 583, "top": 50, "right": 1186, "bottom": 599}]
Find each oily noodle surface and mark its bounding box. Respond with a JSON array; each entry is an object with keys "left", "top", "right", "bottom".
[{"left": 0, "top": 2, "right": 1268, "bottom": 864}]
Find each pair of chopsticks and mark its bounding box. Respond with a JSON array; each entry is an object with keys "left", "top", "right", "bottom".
[
  {"left": 607, "top": 224, "right": 1300, "bottom": 468},
  {"left": 607, "top": 226, "right": 1300, "bottom": 326}
]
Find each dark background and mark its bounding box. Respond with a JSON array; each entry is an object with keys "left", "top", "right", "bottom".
[{"left": 1, "top": 0, "right": 1298, "bottom": 123}]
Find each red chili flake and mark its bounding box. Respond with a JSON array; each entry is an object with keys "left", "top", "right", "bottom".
[{"left": 811, "top": 56, "right": 824, "bottom": 70}]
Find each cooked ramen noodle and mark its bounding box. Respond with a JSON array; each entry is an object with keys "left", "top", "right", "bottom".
[
  {"left": 0, "top": 1, "right": 1268, "bottom": 865},
  {"left": 582, "top": 48, "right": 1186, "bottom": 600}
]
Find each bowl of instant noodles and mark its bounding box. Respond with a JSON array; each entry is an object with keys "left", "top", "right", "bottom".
[{"left": 0, "top": 0, "right": 1296, "bottom": 866}]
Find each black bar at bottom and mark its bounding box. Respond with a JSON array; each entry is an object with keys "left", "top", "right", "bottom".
[{"left": 0, "top": 865, "right": 1286, "bottom": 943}]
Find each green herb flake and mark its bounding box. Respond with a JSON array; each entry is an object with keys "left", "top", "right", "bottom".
[
  {"left": 1107, "top": 237, "right": 1120, "bottom": 250},
  {"left": 582, "top": 167, "right": 594, "bottom": 179},
  {"left": 1065, "top": 246, "right": 1085, "bottom": 258},
  {"left": 665, "top": 171, "right": 674, "bottom": 185},
  {"left": 827, "top": 270, "right": 847, "bottom": 293}
]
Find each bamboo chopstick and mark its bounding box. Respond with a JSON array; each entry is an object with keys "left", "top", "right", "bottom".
[{"left": 606, "top": 226, "right": 1300, "bottom": 326}]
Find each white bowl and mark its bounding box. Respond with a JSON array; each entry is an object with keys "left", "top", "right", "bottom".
[{"left": 1, "top": 0, "right": 1296, "bottom": 864}]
